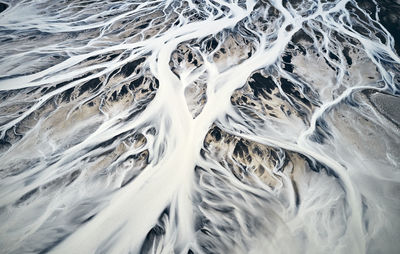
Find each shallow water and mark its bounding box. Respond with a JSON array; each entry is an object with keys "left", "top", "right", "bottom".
[{"left": 0, "top": 0, "right": 399, "bottom": 253}]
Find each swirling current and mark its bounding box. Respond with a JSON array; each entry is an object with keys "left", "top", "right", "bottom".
[{"left": 0, "top": 0, "right": 399, "bottom": 253}]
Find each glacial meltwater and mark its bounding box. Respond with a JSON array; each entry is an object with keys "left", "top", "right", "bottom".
[{"left": 0, "top": 0, "right": 399, "bottom": 253}]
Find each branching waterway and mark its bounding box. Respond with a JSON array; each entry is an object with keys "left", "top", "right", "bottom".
[{"left": 0, "top": 0, "right": 399, "bottom": 253}]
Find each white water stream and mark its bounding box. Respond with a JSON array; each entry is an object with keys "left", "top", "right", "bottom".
[{"left": 0, "top": 0, "right": 399, "bottom": 253}]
